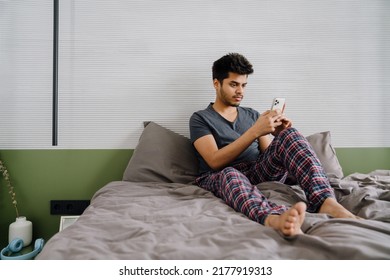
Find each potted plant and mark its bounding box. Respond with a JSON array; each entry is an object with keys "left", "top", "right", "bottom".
[
  {"left": 0, "top": 158, "right": 19, "bottom": 218},
  {"left": 0, "top": 158, "right": 32, "bottom": 247}
]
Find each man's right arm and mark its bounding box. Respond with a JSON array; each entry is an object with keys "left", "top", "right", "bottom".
[{"left": 193, "top": 127, "right": 260, "bottom": 171}]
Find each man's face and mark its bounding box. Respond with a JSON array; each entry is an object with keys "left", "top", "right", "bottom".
[{"left": 214, "top": 72, "right": 248, "bottom": 107}]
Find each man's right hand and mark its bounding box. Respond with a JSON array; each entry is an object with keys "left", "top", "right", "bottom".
[{"left": 254, "top": 109, "right": 284, "bottom": 136}]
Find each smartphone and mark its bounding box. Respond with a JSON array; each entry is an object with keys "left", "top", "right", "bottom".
[{"left": 271, "top": 97, "right": 286, "bottom": 113}]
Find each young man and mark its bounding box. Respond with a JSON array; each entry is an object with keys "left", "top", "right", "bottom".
[{"left": 189, "top": 53, "right": 358, "bottom": 237}]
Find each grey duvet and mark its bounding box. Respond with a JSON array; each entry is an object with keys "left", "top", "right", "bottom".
[{"left": 36, "top": 170, "right": 390, "bottom": 259}]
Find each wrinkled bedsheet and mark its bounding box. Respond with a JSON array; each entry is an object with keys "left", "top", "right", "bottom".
[{"left": 36, "top": 170, "right": 390, "bottom": 259}]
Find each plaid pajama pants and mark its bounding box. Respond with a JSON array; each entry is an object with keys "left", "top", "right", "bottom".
[{"left": 195, "top": 127, "right": 335, "bottom": 225}]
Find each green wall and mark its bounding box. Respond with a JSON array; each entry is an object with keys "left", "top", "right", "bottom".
[
  {"left": 0, "top": 149, "right": 133, "bottom": 248},
  {"left": 336, "top": 148, "right": 390, "bottom": 176},
  {"left": 1, "top": 148, "right": 389, "bottom": 248}
]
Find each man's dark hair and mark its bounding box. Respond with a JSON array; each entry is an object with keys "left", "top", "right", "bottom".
[{"left": 212, "top": 53, "right": 254, "bottom": 84}]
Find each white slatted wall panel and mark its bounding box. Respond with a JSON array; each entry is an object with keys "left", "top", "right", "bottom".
[
  {"left": 1, "top": 0, "right": 389, "bottom": 149},
  {"left": 0, "top": 1, "right": 52, "bottom": 148}
]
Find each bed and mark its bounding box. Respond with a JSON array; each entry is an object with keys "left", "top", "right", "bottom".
[{"left": 36, "top": 122, "right": 390, "bottom": 259}]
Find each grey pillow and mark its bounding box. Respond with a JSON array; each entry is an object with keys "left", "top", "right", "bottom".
[
  {"left": 306, "top": 131, "right": 344, "bottom": 179},
  {"left": 123, "top": 122, "right": 199, "bottom": 183}
]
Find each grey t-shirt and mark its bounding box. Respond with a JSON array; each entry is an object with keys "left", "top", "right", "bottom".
[{"left": 189, "top": 103, "right": 260, "bottom": 174}]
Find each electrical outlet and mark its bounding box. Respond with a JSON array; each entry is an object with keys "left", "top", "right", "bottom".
[{"left": 50, "top": 200, "right": 90, "bottom": 215}]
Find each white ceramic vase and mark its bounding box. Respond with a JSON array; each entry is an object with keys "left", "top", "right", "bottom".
[{"left": 8, "top": 216, "right": 33, "bottom": 247}]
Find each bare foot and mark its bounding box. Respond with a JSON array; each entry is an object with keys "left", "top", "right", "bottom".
[
  {"left": 319, "top": 197, "right": 361, "bottom": 219},
  {"left": 265, "top": 202, "right": 307, "bottom": 237}
]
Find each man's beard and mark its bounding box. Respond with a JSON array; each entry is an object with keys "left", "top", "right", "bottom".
[{"left": 220, "top": 89, "right": 242, "bottom": 107}]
